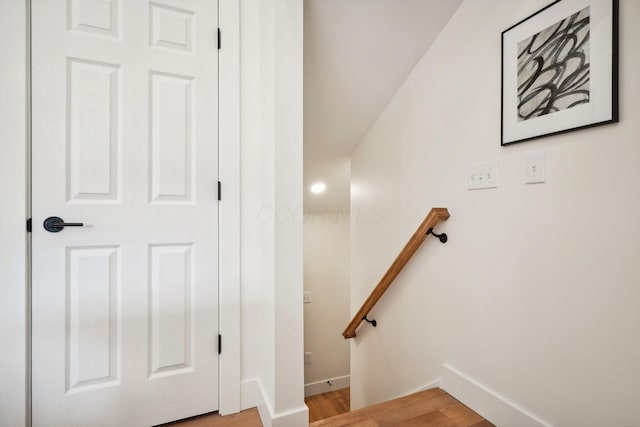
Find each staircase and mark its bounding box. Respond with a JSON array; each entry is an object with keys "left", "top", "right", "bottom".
[{"left": 309, "top": 388, "right": 493, "bottom": 427}]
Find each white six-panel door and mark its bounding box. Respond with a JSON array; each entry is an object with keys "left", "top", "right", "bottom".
[{"left": 31, "top": 1, "right": 219, "bottom": 425}]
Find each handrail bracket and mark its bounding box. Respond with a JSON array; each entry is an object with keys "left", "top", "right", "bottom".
[
  {"left": 362, "top": 316, "right": 377, "bottom": 327},
  {"left": 427, "top": 227, "right": 448, "bottom": 243}
]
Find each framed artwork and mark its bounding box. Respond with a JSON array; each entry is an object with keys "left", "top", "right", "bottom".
[{"left": 501, "top": 0, "right": 618, "bottom": 146}]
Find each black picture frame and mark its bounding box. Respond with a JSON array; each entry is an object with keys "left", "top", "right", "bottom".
[{"left": 501, "top": 0, "right": 618, "bottom": 146}]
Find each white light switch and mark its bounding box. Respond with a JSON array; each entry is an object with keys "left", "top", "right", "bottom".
[
  {"left": 303, "top": 291, "right": 312, "bottom": 304},
  {"left": 467, "top": 161, "right": 498, "bottom": 190},
  {"left": 525, "top": 152, "right": 545, "bottom": 184}
]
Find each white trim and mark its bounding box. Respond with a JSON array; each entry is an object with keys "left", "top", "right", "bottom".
[
  {"left": 218, "top": 0, "right": 241, "bottom": 416},
  {"left": 441, "top": 364, "right": 552, "bottom": 427},
  {"left": 0, "top": 1, "right": 28, "bottom": 426},
  {"left": 271, "top": 404, "right": 309, "bottom": 427},
  {"left": 380, "top": 378, "right": 442, "bottom": 403},
  {"left": 304, "top": 375, "right": 350, "bottom": 397},
  {"left": 245, "top": 379, "right": 309, "bottom": 427},
  {"left": 254, "top": 380, "right": 272, "bottom": 427},
  {"left": 414, "top": 378, "right": 442, "bottom": 394}
]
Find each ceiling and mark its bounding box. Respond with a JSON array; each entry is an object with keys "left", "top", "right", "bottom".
[{"left": 303, "top": 0, "right": 463, "bottom": 212}]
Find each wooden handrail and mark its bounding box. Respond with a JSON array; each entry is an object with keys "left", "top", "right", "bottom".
[{"left": 343, "top": 208, "right": 450, "bottom": 339}]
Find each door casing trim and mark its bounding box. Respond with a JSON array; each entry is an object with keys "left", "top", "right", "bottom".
[{"left": 218, "top": 0, "right": 241, "bottom": 416}]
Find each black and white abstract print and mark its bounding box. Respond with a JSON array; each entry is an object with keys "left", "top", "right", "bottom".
[{"left": 517, "top": 7, "right": 590, "bottom": 121}]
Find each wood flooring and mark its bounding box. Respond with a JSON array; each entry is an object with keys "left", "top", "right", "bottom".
[
  {"left": 167, "top": 387, "right": 493, "bottom": 427},
  {"left": 309, "top": 388, "right": 493, "bottom": 427},
  {"left": 306, "top": 387, "right": 351, "bottom": 423},
  {"left": 164, "top": 408, "right": 262, "bottom": 427}
]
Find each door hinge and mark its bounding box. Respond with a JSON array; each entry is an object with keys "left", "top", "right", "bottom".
[
  {"left": 217, "top": 28, "right": 221, "bottom": 50},
  {"left": 218, "top": 334, "right": 222, "bottom": 355},
  {"left": 218, "top": 181, "right": 222, "bottom": 201},
  {"left": 26, "top": 218, "right": 32, "bottom": 233}
]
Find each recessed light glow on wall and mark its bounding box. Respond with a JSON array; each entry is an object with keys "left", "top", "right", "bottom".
[{"left": 310, "top": 182, "right": 326, "bottom": 194}]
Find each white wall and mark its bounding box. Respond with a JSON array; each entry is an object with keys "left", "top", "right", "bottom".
[
  {"left": 240, "top": 0, "right": 263, "bottom": 407},
  {"left": 240, "top": 0, "right": 307, "bottom": 425},
  {"left": 350, "top": 1, "right": 640, "bottom": 426},
  {"left": 0, "top": 2, "right": 28, "bottom": 426},
  {"left": 303, "top": 213, "right": 350, "bottom": 394}
]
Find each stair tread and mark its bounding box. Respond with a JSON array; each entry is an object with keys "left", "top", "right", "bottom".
[{"left": 310, "top": 388, "right": 494, "bottom": 427}]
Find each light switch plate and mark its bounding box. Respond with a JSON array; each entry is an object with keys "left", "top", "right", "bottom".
[
  {"left": 525, "top": 152, "right": 545, "bottom": 184},
  {"left": 467, "top": 161, "right": 498, "bottom": 190},
  {"left": 303, "top": 291, "right": 312, "bottom": 304}
]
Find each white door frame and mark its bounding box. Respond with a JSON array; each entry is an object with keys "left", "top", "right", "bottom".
[
  {"left": 0, "top": 2, "right": 29, "bottom": 426},
  {"left": 217, "top": 0, "right": 241, "bottom": 416},
  {"left": 0, "top": 1, "right": 241, "bottom": 424}
]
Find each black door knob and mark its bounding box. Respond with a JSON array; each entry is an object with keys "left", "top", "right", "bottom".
[{"left": 43, "top": 216, "right": 84, "bottom": 233}]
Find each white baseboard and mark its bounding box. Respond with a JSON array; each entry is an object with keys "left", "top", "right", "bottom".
[
  {"left": 304, "top": 375, "right": 350, "bottom": 397},
  {"left": 269, "top": 404, "right": 309, "bottom": 427},
  {"left": 381, "top": 377, "right": 441, "bottom": 402},
  {"left": 241, "top": 378, "right": 309, "bottom": 427},
  {"left": 440, "top": 364, "right": 552, "bottom": 427},
  {"left": 415, "top": 378, "right": 442, "bottom": 394}
]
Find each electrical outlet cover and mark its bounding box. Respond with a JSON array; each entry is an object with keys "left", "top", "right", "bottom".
[{"left": 525, "top": 152, "right": 545, "bottom": 184}]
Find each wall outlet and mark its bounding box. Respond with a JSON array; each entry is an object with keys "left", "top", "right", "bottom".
[
  {"left": 303, "top": 291, "right": 312, "bottom": 304},
  {"left": 304, "top": 352, "right": 312, "bottom": 365},
  {"left": 467, "top": 161, "right": 498, "bottom": 190}
]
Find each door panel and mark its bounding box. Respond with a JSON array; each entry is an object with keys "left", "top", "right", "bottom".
[
  {"left": 150, "top": 72, "right": 194, "bottom": 203},
  {"left": 67, "top": 58, "right": 120, "bottom": 202},
  {"left": 68, "top": 0, "right": 120, "bottom": 39},
  {"left": 149, "top": 243, "right": 194, "bottom": 377},
  {"left": 150, "top": 3, "right": 194, "bottom": 53},
  {"left": 32, "top": 1, "right": 219, "bottom": 425}
]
